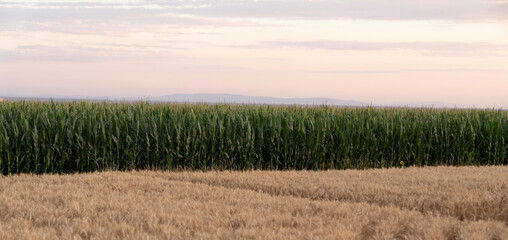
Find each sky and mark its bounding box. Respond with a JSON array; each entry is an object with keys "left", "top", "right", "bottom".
[{"left": 1, "top": 0, "right": 507, "bottom": 108}]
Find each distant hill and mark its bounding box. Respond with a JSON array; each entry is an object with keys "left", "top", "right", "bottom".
[
  {"left": 152, "top": 94, "right": 367, "bottom": 106},
  {"left": 2, "top": 95, "right": 467, "bottom": 109}
]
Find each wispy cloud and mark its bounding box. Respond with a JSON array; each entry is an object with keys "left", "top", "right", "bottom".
[
  {"left": 321, "top": 68, "right": 506, "bottom": 74},
  {"left": 0, "top": 6, "right": 262, "bottom": 35},
  {"left": 1, "top": 0, "right": 507, "bottom": 21},
  {"left": 0, "top": 44, "right": 183, "bottom": 62},
  {"left": 1, "top": 1, "right": 505, "bottom": 38},
  {"left": 234, "top": 40, "right": 508, "bottom": 57},
  {"left": 175, "top": 0, "right": 508, "bottom": 20},
  {"left": 265, "top": 40, "right": 507, "bottom": 51}
]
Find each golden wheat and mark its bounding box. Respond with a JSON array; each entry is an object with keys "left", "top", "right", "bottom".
[
  {"left": 0, "top": 166, "right": 506, "bottom": 239},
  {"left": 159, "top": 165, "right": 508, "bottom": 223}
]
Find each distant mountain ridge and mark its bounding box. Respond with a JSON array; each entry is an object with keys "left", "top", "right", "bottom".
[
  {"left": 1, "top": 95, "right": 468, "bottom": 109},
  {"left": 152, "top": 93, "right": 367, "bottom": 106}
]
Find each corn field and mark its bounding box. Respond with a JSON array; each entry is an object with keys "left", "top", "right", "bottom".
[{"left": 0, "top": 101, "right": 506, "bottom": 174}]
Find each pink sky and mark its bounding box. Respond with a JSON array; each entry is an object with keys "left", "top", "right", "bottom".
[{"left": 1, "top": 0, "right": 507, "bottom": 108}]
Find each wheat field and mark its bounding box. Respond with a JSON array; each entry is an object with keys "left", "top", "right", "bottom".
[{"left": 0, "top": 166, "right": 506, "bottom": 239}]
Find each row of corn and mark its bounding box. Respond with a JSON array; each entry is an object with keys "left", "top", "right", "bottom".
[{"left": 0, "top": 101, "right": 506, "bottom": 173}]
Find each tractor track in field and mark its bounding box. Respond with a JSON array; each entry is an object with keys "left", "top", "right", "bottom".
[{"left": 151, "top": 166, "right": 508, "bottom": 224}]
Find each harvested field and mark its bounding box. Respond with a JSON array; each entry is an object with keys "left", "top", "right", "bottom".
[{"left": 0, "top": 166, "right": 507, "bottom": 239}]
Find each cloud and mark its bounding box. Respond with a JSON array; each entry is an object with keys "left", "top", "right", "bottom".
[
  {"left": 1, "top": 1, "right": 505, "bottom": 37},
  {"left": 0, "top": 6, "right": 261, "bottom": 35},
  {"left": 321, "top": 68, "right": 506, "bottom": 74},
  {"left": 173, "top": 0, "right": 508, "bottom": 20},
  {"left": 0, "top": 44, "right": 181, "bottom": 62},
  {"left": 243, "top": 40, "right": 508, "bottom": 56},
  {"left": 1, "top": 0, "right": 507, "bottom": 23}
]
